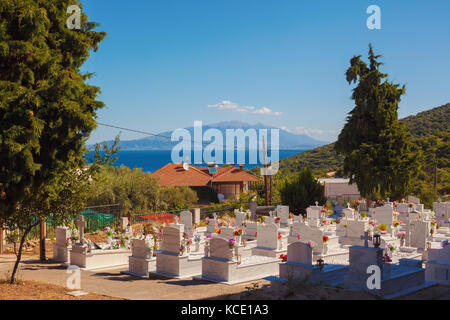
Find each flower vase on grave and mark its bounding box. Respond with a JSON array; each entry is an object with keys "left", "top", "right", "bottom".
[
  {"left": 204, "top": 245, "right": 210, "bottom": 257},
  {"left": 323, "top": 243, "right": 328, "bottom": 255},
  {"left": 236, "top": 235, "right": 242, "bottom": 246},
  {"left": 148, "top": 248, "right": 154, "bottom": 259},
  {"left": 400, "top": 238, "right": 405, "bottom": 247},
  {"left": 194, "top": 242, "right": 200, "bottom": 252}
]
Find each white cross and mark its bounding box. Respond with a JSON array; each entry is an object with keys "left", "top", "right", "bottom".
[
  {"left": 76, "top": 215, "right": 87, "bottom": 244},
  {"left": 360, "top": 231, "right": 372, "bottom": 247},
  {"left": 315, "top": 201, "right": 319, "bottom": 206}
]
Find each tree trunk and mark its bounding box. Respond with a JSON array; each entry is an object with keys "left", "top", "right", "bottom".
[
  {"left": 39, "top": 220, "right": 46, "bottom": 262},
  {"left": 10, "top": 224, "right": 36, "bottom": 284}
]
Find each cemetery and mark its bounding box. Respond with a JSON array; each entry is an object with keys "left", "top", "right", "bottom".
[{"left": 1, "top": 196, "right": 450, "bottom": 300}]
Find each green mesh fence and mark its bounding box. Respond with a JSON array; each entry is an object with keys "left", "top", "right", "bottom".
[{"left": 81, "top": 209, "right": 117, "bottom": 232}]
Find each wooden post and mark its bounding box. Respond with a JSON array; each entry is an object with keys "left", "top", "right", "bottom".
[
  {"left": 0, "top": 226, "right": 4, "bottom": 254},
  {"left": 39, "top": 220, "right": 46, "bottom": 262}
]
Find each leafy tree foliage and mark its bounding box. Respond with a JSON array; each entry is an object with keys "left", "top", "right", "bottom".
[
  {"left": 0, "top": 0, "right": 106, "bottom": 283},
  {"left": 279, "top": 166, "right": 325, "bottom": 216},
  {"left": 86, "top": 166, "right": 198, "bottom": 213},
  {"left": 0, "top": 0, "right": 106, "bottom": 216},
  {"left": 334, "top": 44, "right": 420, "bottom": 200}
]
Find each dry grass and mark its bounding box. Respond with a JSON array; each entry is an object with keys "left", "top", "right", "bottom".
[
  {"left": 218, "top": 280, "right": 378, "bottom": 300},
  {"left": 219, "top": 279, "right": 450, "bottom": 300},
  {"left": 0, "top": 279, "right": 122, "bottom": 300}
]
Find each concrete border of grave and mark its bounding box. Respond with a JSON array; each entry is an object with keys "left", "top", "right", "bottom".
[
  {"left": 70, "top": 245, "right": 131, "bottom": 270},
  {"left": 273, "top": 242, "right": 348, "bottom": 287},
  {"left": 197, "top": 237, "right": 280, "bottom": 285},
  {"left": 425, "top": 245, "right": 450, "bottom": 285},
  {"left": 121, "top": 239, "right": 157, "bottom": 277},
  {"left": 344, "top": 245, "right": 436, "bottom": 299}
]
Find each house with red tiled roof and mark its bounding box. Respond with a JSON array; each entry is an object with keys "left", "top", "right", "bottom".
[{"left": 151, "top": 163, "right": 260, "bottom": 201}]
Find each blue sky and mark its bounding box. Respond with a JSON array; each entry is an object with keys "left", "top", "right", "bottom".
[{"left": 82, "top": 0, "right": 450, "bottom": 144}]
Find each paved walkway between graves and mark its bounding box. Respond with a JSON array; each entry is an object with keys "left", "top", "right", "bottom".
[{"left": 0, "top": 254, "right": 268, "bottom": 300}]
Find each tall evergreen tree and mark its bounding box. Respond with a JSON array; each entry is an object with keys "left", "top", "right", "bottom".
[
  {"left": 335, "top": 44, "right": 420, "bottom": 200},
  {"left": 0, "top": 0, "right": 106, "bottom": 215}
]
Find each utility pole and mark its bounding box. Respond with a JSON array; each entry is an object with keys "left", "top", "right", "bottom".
[
  {"left": 263, "top": 136, "right": 269, "bottom": 206},
  {"left": 39, "top": 219, "right": 46, "bottom": 262}
]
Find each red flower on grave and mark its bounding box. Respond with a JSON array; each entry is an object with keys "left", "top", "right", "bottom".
[
  {"left": 279, "top": 254, "right": 288, "bottom": 262},
  {"left": 323, "top": 235, "right": 329, "bottom": 243},
  {"left": 278, "top": 232, "right": 282, "bottom": 240},
  {"left": 297, "top": 234, "right": 301, "bottom": 240},
  {"left": 254, "top": 232, "right": 257, "bottom": 238}
]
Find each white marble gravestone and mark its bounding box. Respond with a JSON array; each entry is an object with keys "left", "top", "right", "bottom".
[
  {"left": 200, "top": 237, "right": 279, "bottom": 284},
  {"left": 408, "top": 196, "right": 421, "bottom": 205},
  {"left": 375, "top": 205, "right": 394, "bottom": 232},
  {"left": 180, "top": 210, "right": 193, "bottom": 237},
  {"left": 433, "top": 201, "right": 449, "bottom": 222},
  {"left": 345, "top": 245, "right": 431, "bottom": 298},
  {"left": 425, "top": 245, "right": 450, "bottom": 285},
  {"left": 52, "top": 227, "right": 71, "bottom": 265},
  {"left": 276, "top": 205, "right": 290, "bottom": 226},
  {"left": 306, "top": 206, "right": 322, "bottom": 228},
  {"left": 252, "top": 222, "right": 286, "bottom": 257},
  {"left": 410, "top": 220, "right": 430, "bottom": 250},
  {"left": 341, "top": 206, "right": 355, "bottom": 220},
  {"left": 155, "top": 224, "right": 203, "bottom": 278},
  {"left": 235, "top": 211, "right": 246, "bottom": 228},
  {"left": 124, "top": 238, "right": 156, "bottom": 277},
  {"left": 291, "top": 222, "right": 324, "bottom": 254},
  {"left": 340, "top": 220, "right": 369, "bottom": 247},
  {"left": 397, "top": 203, "right": 411, "bottom": 214},
  {"left": 278, "top": 242, "right": 348, "bottom": 285},
  {"left": 358, "top": 202, "right": 368, "bottom": 213},
  {"left": 219, "top": 226, "right": 235, "bottom": 240},
  {"left": 206, "top": 214, "right": 217, "bottom": 234},
  {"left": 256, "top": 223, "right": 278, "bottom": 250}
]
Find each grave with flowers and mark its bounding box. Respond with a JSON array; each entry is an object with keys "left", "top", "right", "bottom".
[
  {"left": 154, "top": 222, "right": 203, "bottom": 278},
  {"left": 343, "top": 241, "right": 435, "bottom": 299},
  {"left": 251, "top": 222, "right": 288, "bottom": 258},
  {"left": 288, "top": 221, "right": 347, "bottom": 263},
  {"left": 122, "top": 226, "right": 161, "bottom": 277},
  {"left": 433, "top": 200, "right": 450, "bottom": 226},
  {"left": 272, "top": 241, "right": 348, "bottom": 286},
  {"left": 69, "top": 217, "right": 133, "bottom": 270},
  {"left": 198, "top": 237, "right": 280, "bottom": 285}
]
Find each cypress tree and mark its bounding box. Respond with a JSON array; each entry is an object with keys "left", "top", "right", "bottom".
[{"left": 335, "top": 44, "right": 420, "bottom": 200}]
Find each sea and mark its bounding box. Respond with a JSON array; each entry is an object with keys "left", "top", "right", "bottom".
[{"left": 85, "top": 149, "right": 306, "bottom": 173}]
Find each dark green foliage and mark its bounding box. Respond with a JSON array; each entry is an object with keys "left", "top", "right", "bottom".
[
  {"left": 86, "top": 166, "right": 199, "bottom": 213},
  {"left": 279, "top": 166, "right": 326, "bottom": 215},
  {"left": 0, "top": 0, "right": 106, "bottom": 283},
  {"left": 334, "top": 44, "right": 420, "bottom": 199},
  {"left": 277, "top": 143, "right": 343, "bottom": 176},
  {"left": 0, "top": 0, "right": 106, "bottom": 216}
]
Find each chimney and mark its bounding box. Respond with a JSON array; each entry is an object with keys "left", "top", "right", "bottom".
[{"left": 239, "top": 164, "right": 244, "bottom": 169}]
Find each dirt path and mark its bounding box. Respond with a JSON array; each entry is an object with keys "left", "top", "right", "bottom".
[
  {"left": 1, "top": 254, "right": 449, "bottom": 300},
  {"left": 0, "top": 254, "right": 267, "bottom": 300}
]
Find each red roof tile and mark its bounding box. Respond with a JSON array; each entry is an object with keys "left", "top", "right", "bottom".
[{"left": 151, "top": 163, "right": 260, "bottom": 187}]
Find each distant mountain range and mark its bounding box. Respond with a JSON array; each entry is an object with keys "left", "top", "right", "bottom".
[{"left": 91, "top": 121, "right": 327, "bottom": 150}]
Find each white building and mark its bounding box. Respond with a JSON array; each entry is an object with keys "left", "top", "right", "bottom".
[{"left": 317, "top": 178, "right": 360, "bottom": 202}]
